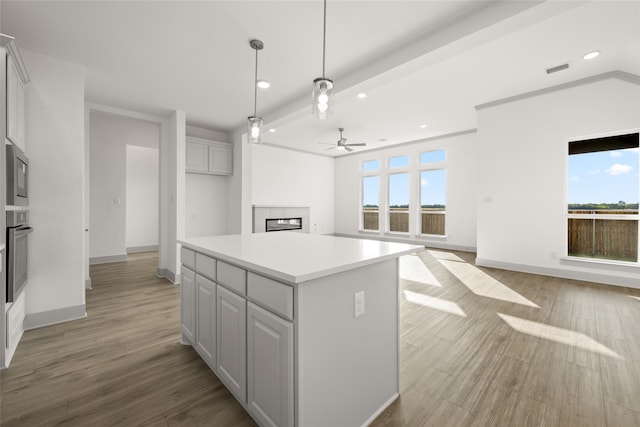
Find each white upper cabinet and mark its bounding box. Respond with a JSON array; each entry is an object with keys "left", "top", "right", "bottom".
[
  {"left": 185, "top": 136, "right": 232, "bottom": 175},
  {"left": 6, "top": 53, "right": 27, "bottom": 151}
]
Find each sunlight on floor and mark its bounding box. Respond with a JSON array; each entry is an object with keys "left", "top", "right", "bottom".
[
  {"left": 400, "top": 254, "right": 443, "bottom": 287},
  {"left": 437, "top": 258, "right": 540, "bottom": 308},
  {"left": 426, "top": 249, "right": 466, "bottom": 262},
  {"left": 498, "top": 313, "right": 623, "bottom": 360},
  {"left": 403, "top": 290, "right": 467, "bottom": 317},
  {"left": 631, "top": 295, "right": 640, "bottom": 302}
]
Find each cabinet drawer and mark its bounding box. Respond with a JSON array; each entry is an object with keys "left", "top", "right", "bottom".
[
  {"left": 181, "top": 247, "right": 196, "bottom": 270},
  {"left": 217, "top": 261, "right": 246, "bottom": 295},
  {"left": 248, "top": 272, "right": 293, "bottom": 320},
  {"left": 196, "top": 253, "right": 216, "bottom": 280}
]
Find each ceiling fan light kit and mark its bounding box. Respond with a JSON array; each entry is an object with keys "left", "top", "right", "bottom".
[
  {"left": 247, "top": 39, "right": 264, "bottom": 144},
  {"left": 312, "top": 0, "right": 334, "bottom": 119}
]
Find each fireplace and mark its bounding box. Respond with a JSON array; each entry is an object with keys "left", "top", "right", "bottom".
[{"left": 265, "top": 217, "right": 302, "bottom": 232}]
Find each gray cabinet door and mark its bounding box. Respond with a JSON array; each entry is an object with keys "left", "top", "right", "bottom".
[
  {"left": 195, "top": 274, "right": 216, "bottom": 369},
  {"left": 180, "top": 267, "right": 196, "bottom": 344},
  {"left": 216, "top": 285, "right": 247, "bottom": 402},
  {"left": 247, "top": 302, "right": 293, "bottom": 427}
]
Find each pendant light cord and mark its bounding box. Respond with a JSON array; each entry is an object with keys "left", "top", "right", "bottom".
[
  {"left": 253, "top": 46, "right": 258, "bottom": 116},
  {"left": 321, "top": 0, "right": 327, "bottom": 78}
]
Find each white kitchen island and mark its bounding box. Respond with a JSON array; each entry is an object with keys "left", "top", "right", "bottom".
[{"left": 179, "top": 232, "right": 422, "bottom": 427}]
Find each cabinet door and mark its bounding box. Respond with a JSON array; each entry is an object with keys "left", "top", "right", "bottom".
[
  {"left": 195, "top": 275, "right": 216, "bottom": 369},
  {"left": 180, "top": 267, "right": 196, "bottom": 344},
  {"left": 217, "top": 285, "right": 247, "bottom": 402},
  {"left": 185, "top": 141, "right": 209, "bottom": 172},
  {"left": 6, "top": 55, "right": 25, "bottom": 150},
  {"left": 208, "top": 143, "right": 232, "bottom": 175},
  {"left": 247, "top": 302, "right": 294, "bottom": 427}
]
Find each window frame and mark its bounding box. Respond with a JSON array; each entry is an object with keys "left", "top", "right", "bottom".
[
  {"left": 418, "top": 167, "right": 447, "bottom": 237},
  {"left": 564, "top": 129, "right": 640, "bottom": 266}
]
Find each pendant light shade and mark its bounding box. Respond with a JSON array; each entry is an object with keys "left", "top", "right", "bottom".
[
  {"left": 312, "top": 77, "right": 334, "bottom": 120},
  {"left": 248, "top": 39, "right": 264, "bottom": 143},
  {"left": 312, "top": 0, "right": 333, "bottom": 119},
  {"left": 247, "top": 116, "right": 263, "bottom": 143}
]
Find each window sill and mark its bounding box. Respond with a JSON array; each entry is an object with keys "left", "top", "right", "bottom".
[
  {"left": 561, "top": 256, "right": 639, "bottom": 270},
  {"left": 416, "top": 234, "right": 447, "bottom": 240}
]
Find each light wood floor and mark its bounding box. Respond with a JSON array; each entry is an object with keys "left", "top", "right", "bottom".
[{"left": 2, "top": 250, "right": 640, "bottom": 426}]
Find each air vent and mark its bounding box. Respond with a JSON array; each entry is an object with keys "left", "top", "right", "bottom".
[{"left": 546, "top": 63, "right": 569, "bottom": 74}]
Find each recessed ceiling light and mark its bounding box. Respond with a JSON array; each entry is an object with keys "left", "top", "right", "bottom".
[
  {"left": 419, "top": 124, "right": 428, "bottom": 129},
  {"left": 583, "top": 51, "right": 600, "bottom": 60},
  {"left": 257, "top": 79, "right": 270, "bottom": 89},
  {"left": 357, "top": 93, "right": 367, "bottom": 99},
  {"left": 268, "top": 128, "right": 276, "bottom": 133}
]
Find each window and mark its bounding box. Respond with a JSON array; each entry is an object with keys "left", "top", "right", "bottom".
[
  {"left": 362, "top": 176, "right": 379, "bottom": 231},
  {"left": 420, "top": 169, "right": 446, "bottom": 235},
  {"left": 567, "top": 132, "right": 639, "bottom": 262},
  {"left": 420, "top": 149, "right": 446, "bottom": 163},
  {"left": 389, "top": 155, "right": 409, "bottom": 168},
  {"left": 362, "top": 160, "right": 379, "bottom": 172},
  {"left": 389, "top": 172, "right": 409, "bottom": 233}
]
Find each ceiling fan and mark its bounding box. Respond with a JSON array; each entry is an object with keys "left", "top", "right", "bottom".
[{"left": 319, "top": 128, "right": 366, "bottom": 152}]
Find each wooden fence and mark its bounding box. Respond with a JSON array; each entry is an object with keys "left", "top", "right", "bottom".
[
  {"left": 567, "top": 218, "right": 638, "bottom": 262},
  {"left": 362, "top": 209, "right": 445, "bottom": 235},
  {"left": 567, "top": 211, "right": 638, "bottom": 262}
]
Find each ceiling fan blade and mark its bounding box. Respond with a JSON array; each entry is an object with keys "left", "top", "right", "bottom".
[
  {"left": 344, "top": 146, "right": 353, "bottom": 152},
  {"left": 318, "top": 142, "right": 334, "bottom": 146},
  {"left": 324, "top": 146, "right": 336, "bottom": 150},
  {"left": 345, "top": 143, "right": 366, "bottom": 147}
]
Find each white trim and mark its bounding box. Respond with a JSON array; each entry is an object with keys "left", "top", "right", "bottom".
[
  {"left": 156, "top": 268, "right": 179, "bottom": 284},
  {"left": 126, "top": 245, "right": 159, "bottom": 253},
  {"left": 85, "top": 278, "right": 92, "bottom": 290},
  {"left": 476, "top": 71, "right": 640, "bottom": 111},
  {"left": 360, "top": 393, "right": 399, "bottom": 427},
  {"left": 90, "top": 254, "right": 127, "bottom": 265},
  {"left": 0, "top": 34, "right": 30, "bottom": 83},
  {"left": 475, "top": 258, "right": 639, "bottom": 290},
  {"left": 24, "top": 305, "right": 87, "bottom": 330}
]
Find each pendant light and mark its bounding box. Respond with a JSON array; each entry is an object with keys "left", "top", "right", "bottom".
[
  {"left": 312, "top": 0, "right": 333, "bottom": 119},
  {"left": 248, "top": 39, "right": 264, "bottom": 143}
]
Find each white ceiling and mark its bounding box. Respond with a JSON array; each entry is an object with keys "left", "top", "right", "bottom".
[{"left": 2, "top": 1, "right": 639, "bottom": 157}]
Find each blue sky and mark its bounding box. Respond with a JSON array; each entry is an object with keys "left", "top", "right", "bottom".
[{"left": 568, "top": 148, "right": 639, "bottom": 204}]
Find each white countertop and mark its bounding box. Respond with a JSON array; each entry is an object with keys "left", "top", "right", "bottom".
[{"left": 179, "top": 232, "right": 423, "bottom": 284}]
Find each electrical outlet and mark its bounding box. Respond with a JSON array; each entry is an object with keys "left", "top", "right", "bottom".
[{"left": 354, "top": 291, "right": 365, "bottom": 318}]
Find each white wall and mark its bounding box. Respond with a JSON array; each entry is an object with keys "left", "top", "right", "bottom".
[
  {"left": 476, "top": 76, "right": 640, "bottom": 288},
  {"left": 22, "top": 49, "right": 86, "bottom": 323},
  {"left": 89, "top": 112, "right": 159, "bottom": 259},
  {"left": 185, "top": 173, "right": 228, "bottom": 237},
  {"left": 126, "top": 145, "right": 159, "bottom": 249},
  {"left": 158, "top": 111, "right": 185, "bottom": 282},
  {"left": 252, "top": 144, "right": 335, "bottom": 235},
  {"left": 184, "top": 125, "right": 229, "bottom": 238},
  {"left": 334, "top": 131, "right": 479, "bottom": 250}
]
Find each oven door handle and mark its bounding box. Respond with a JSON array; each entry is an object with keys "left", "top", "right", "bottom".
[{"left": 16, "top": 225, "right": 33, "bottom": 233}]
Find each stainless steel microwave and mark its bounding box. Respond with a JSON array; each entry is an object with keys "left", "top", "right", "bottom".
[{"left": 6, "top": 144, "right": 29, "bottom": 206}]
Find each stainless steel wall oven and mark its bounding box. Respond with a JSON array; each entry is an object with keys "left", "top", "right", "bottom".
[{"left": 6, "top": 210, "right": 32, "bottom": 302}]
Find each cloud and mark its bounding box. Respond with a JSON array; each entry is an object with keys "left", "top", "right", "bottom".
[
  {"left": 605, "top": 163, "right": 633, "bottom": 175},
  {"left": 569, "top": 176, "right": 580, "bottom": 182},
  {"left": 610, "top": 151, "right": 622, "bottom": 157},
  {"left": 421, "top": 178, "right": 429, "bottom": 186}
]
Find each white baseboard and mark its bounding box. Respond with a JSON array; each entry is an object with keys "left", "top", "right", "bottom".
[
  {"left": 24, "top": 305, "right": 87, "bottom": 330},
  {"left": 90, "top": 254, "right": 127, "bottom": 265},
  {"left": 126, "top": 245, "right": 158, "bottom": 253},
  {"left": 475, "top": 258, "right": 639, "bottom": 290},
  {"left": 156, "top": 268, "right": 179, "bottom": 284}
]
